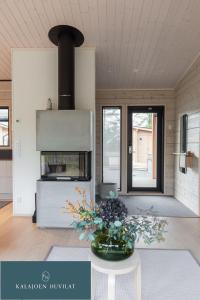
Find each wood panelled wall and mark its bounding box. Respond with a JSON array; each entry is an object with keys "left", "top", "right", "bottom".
[{"left": 175, "top": 56, "right": 200, "bottom": 215}]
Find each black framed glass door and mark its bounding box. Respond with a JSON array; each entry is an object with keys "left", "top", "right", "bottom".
[{"left": 127, "top": 106, "right": 164, "bottom": 192}]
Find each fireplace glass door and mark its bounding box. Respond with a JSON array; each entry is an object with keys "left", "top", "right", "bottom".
[{"left": 41, "top": 151, "right": 91, "bottom": 181}]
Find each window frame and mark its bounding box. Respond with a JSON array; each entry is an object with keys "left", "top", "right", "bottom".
[
  {"left": 180, "top": 114, "right": 188, "bottom": 174},
  {"left": 0, "top": 106, "right": 10, "bottom": 147},
  {"left": 127, "top": 106, "right": 165, "bottom": 192},
  {"left": 102, "top": 106, "right": 122, "bottom": 191}
]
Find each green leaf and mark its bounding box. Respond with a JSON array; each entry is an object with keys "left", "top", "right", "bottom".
[
  {"left": 94, "top": 217, "right": 103, "bottom": 224},
  {"left": 79, "top": 232, "right": 86, "bottom": 240},
  {"left": 88, "top": 233, "right": 95, "bottom": 241},
  {"left": 79, "top": 221, "right": 87, "bottom": 226},
  {"left": 127, "top": 241, "right": 133, "bottom": 249},
  {"left": 114, "top": 220, "right": 122, "bottom": 227}
]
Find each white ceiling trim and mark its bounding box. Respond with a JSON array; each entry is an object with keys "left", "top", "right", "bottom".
[{"left": 174, "top": 49, "right": 200, "bottom": 89}]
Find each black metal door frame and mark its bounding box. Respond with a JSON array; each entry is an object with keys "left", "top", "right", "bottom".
[{"left": 127, "top": 106, "right": 164, "bottom": 192}]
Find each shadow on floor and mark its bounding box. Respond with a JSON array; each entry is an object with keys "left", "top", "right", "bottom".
[{"left": 0, "top": 201, "right": 12, "bottom": 209}]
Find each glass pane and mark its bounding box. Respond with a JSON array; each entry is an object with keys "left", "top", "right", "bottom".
[
  {"left": 41, "top": 151, "right": 91, "bottom": 180},
  {"left": 103, "top": 108, "right": 121, "bottom": 189},
  {"left": 0, "top": 108, "right": 9, "bottom": 146},
  {"left": 132, "top": 112, "right": 157, "bottom": 188}
]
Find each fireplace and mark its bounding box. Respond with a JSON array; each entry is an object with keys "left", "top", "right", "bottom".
[
  {"left": 35, "top": 25, "right": 94, "bottom": 228},
  {"left": 40, "top": 151, "right": 91, "bottom": 181}
]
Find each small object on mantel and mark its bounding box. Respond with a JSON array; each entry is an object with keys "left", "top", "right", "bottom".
[
  {"left": 173, "top": 151, "right": 193, "bottom": 171},
  {"left": 46, "top": 98, "right": 53, "bottom": 110},
  {"left": 186, "top": 151, "right": 193, "bottom": 168},
  {"left": 179, "top": 153, "right": 186, "bottom": 169}
]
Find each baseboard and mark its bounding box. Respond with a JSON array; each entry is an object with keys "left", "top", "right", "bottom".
[
  {"left": 13, "top": 213, "right": 33, "bottom": 217},
  {"left": 119, "top": 192, "right": 174, "bottom": 196}
]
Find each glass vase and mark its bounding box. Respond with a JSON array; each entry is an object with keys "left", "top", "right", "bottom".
[{"left": 91, "top": 231, "right": 134, "bottom": 261}]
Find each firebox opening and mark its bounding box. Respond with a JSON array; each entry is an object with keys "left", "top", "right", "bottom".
[{"left": 40, "top": 151, "right": 91, "bottom": 181}]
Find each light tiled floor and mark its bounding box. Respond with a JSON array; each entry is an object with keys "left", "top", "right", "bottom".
[{"left": 0, "top": 203, "right": 200, "bottom": 262}]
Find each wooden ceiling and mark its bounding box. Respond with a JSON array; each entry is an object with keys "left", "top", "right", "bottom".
[{"left": 0, "top": 0, "right": 200, "bottom": 88}]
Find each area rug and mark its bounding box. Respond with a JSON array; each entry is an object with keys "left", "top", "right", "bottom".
[
  {"left": 120, "top": 195, "right": 198, "bottom": 218},
  {"left": 46, "top": 247, "right": 200, "bottom": 300},
  {"left": 0, "top": 201, "right": 11, "bottom": 209}
]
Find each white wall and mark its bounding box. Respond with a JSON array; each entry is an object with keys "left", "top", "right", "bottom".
[
  {"left": 75, "top": 48, "right": 95, "bottom": 111},
  {"left": 75, "top": 48, "right": 96, "bottom": 197},
  {"left": 175, "top": 57, "right": 200, "bottom": 215},
  {"left": 12, "top": 47, "right": 95, "bottom": 216},
  {"left": 12, "top": 49, "right": 58, "bottom": 215}
]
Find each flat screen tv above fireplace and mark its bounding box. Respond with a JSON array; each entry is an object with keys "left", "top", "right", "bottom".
[{"left": 40, "top": 151, "right": 91, "bottom": 181}]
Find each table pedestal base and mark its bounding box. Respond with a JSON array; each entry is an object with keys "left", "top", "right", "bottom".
[
  {"left": 108, "top": 273, "right": 115, "bottom": 300},
  {"left": 90, "top": 250, "right": 141, "bottom": 300}
]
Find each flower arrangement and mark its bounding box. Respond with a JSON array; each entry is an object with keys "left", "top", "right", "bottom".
[
  {"left": 65, "top": 188, "right": 167, "bottom": 261},
  {"left": 65, "top": 187, "right": 102, "bottom": 241},
  {"left": 98, "top": 191, "right": 128, "bottom": 226}
]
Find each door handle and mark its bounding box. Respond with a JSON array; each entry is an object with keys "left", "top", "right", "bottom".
[{"left": 128, "top": 146, "right": 132, "bottom": 154}]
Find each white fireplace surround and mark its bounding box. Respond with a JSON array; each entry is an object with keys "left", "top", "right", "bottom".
[
  {"left": 12, "top": 48, "right": 95, "bottom": 216},
  {"left": 36, "top": 110, "right": 93, "bottom": 151}
]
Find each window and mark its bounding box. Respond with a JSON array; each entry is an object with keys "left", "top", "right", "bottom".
[
  {"left": 180, "top": 114, "right": 188, "bottom": 173},
  {"left": 180, "top": 114, "right": 188, "bottom": 154},
  {"left": 0, "top": 107, "right": 9, "bottom": 147},
  {"left": 102, "top": 107, "right": 121, "bottom": 189}
]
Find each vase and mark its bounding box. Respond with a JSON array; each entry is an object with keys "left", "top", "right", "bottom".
[
  {"left": 91, "top": 231, "right": 134, "bottom": 261},
  {"left": 99, "top": 182, "right": 118, "bottom": 199}
]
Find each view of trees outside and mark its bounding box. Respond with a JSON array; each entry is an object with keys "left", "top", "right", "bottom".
[
  {"left": 132, "top": 113, "right": 152, "bottom": 129},
  {"left": 103, "top": 108, "right": 121, "bottom": 188}
]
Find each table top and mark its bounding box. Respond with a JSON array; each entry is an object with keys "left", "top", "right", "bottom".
[{"left": 89, "top": 249, "right": 141, "bottom": 275}]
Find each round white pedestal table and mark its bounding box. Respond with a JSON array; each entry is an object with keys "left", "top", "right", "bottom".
[{"left": 89, "top": 249, "right": 141, "bottom": 300}]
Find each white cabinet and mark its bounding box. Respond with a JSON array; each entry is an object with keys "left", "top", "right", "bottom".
[{"left": 36, "top": 181, "right": 92, "bottom": 228}]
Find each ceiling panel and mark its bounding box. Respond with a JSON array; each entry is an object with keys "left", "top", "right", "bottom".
[{"left": 0, "top": 0, "right": 200, "bottom": 88}]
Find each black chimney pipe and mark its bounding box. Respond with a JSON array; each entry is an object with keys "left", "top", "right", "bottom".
[{"left": 48, "top": 25, "right": 84, "bottom": 110}]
